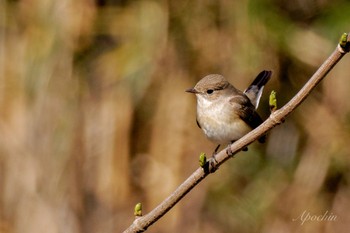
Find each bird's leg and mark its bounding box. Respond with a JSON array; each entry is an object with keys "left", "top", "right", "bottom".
[
  {"left": 214, "top": 144, "right": 221, "bottom": 154},
  {"left": 205, "top": 144, "right": 221, "bottom": 173},
  {"left": 211, "top": 144, "right": 221, "bottom": 162}
]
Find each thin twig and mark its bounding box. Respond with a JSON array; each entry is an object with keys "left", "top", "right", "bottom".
[{"left": 123, "top": 33, "right": 350, "bottom": 233}]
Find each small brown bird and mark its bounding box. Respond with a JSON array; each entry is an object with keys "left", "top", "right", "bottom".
[{"left": 186, "top": 70, "right": 272, "bottom": 154}]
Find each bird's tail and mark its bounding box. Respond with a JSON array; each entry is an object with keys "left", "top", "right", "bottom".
[{"left": 244, "top": 70, "right": 272, "bottom": 109}]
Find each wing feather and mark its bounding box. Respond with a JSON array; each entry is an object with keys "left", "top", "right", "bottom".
[{"left": 229, "top": 95, "right": 266, "bottom": 143}]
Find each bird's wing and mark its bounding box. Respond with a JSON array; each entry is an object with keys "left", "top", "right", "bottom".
[{"left": 229, "top": 95, "right": 266, "bottom": 142}]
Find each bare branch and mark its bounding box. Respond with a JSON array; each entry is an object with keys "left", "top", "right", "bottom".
[{"left": 123, "top": 33, "right": 350, "bottom": 233}]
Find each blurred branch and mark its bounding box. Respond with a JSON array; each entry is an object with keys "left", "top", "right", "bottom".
[{"left": 123, "top": 32, "right": 350, "bottom": 233}]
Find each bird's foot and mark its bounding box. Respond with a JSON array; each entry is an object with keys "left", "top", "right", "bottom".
[
  {"left": 226, "top": 141, "right": 248, "bottom": 156},
  {"left": 226, "top": 144, "right": 234, "bottom": 156},
  {"left": 211, "top": 144, "right": 220, "bottom": 162},
  {"left": 204, "top": 144, "right": 221, "bottom": 173}
]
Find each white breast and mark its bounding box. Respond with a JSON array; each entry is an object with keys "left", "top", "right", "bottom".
[{"left": 196, "top": 95, "right": 251, "bottom": 144}]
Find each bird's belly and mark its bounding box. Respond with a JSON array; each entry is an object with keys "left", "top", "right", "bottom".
[{"left": 198, "top": 112, "right": 252, "bottom": 144}]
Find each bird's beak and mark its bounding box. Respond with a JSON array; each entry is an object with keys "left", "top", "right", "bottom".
[{"left": 185, "top": 88, "right": 198, "bottom": 94}]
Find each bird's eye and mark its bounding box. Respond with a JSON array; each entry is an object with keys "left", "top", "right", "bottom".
[{"left": 206, "top": 89, "right": 214, "bottom": 94}]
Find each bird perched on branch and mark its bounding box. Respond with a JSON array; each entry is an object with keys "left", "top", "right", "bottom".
[{"left": 186, "top": 70, "right": 272, "bottom": 155}]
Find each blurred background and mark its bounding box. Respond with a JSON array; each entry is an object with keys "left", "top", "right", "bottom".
[{"left": 1, "top": 0, "right": 350, "bottom": 232}]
